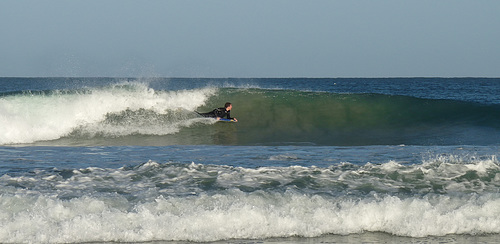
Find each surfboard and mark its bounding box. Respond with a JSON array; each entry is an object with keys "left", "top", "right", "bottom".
[
  {"left": 218, "top": 118, "right": 237, "bottom": 122},
  {"left": 195, "top": 111, "right": 236, "bottom": 122}
]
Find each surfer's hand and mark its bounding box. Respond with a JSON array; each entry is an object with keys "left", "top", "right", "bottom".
[{"left": 216, "top": 117, "right": 220, "bottom": 120}]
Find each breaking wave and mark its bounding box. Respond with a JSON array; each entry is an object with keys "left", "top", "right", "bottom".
[
  {"left": 1, "top": 154, "right": 500, "bottom": 242},
  {"left": 1, "top": 83, "right": 499, "bottom": 146}
]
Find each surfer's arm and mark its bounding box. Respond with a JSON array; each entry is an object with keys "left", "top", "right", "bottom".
[{"left": 226, "top": 111, "right": 237, "bottom": 121}]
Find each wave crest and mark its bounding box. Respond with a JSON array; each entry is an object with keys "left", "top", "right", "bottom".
[{"left": 0, "top": 82, "right": 216, "bottom": 144}]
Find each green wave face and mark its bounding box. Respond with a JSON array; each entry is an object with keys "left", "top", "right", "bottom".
[{"left": 200, "top": 88, "right": 500, "bottom": 146}]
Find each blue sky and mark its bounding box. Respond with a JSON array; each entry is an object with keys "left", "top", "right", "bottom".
[{"left": 1, "top": 0, "right": 499, "bottom": 77}]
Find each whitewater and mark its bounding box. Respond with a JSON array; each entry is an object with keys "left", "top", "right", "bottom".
[
  {"left": 0, "top": 82, "right": 217, "bottom": 145},
  {"left": 1, "top": 77, "right": 500, "bottom": 243}
]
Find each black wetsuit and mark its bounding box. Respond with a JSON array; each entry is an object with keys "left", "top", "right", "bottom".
[{"left": 197, "top": 108, "right": 233, "bottom": 120}]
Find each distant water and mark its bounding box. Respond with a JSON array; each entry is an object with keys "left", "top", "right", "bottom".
[{"left": 1, "top": 77, "right": 499, "bottom": 243}]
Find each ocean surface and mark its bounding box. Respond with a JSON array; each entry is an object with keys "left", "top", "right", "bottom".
[{"left": 1, "top": 77, "right": 499, "bottom": 243}]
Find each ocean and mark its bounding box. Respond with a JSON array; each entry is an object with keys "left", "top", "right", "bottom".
[{"left": 1, "top": 77, "right": 499, "bottom": 243}]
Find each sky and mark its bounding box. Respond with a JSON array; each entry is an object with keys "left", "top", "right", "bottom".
[{"left": 1, "top": 0, "right": 499, "bottom": 78}]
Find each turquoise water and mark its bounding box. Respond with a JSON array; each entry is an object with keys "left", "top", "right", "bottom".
[{"left": 1, "top": 77, "right": 499, "bottom": 243}]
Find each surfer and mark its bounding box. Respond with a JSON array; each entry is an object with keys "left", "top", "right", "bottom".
[{"left": 197, "top": 102, "right": 238, "bottom": 121}]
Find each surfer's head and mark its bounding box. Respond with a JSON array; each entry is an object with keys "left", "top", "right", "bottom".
[{"left": 225, "top": 102, "right": 232, "bottom": 111}]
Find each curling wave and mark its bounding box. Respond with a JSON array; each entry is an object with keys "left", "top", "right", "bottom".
[
  {"left": 0, "top": 82, "right": 216, "bottom": 144},
  {"left": 1, "top": 85, "right": 499, "bottom": 146}
]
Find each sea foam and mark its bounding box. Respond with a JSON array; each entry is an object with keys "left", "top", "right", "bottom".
[
  {"left": 1, "top": 190, "right": 500, "bottom": 243},
  {"left": 0, "top": 82, "right": 216, "bottom": 145},
  {"left": 1, "top": 155, "right": 500, "bottom": 242}
]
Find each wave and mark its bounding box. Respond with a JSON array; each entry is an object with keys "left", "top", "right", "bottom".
[
  {"left": 1, "top": 83, "right": 499, "bottom": 146},
  {"left": 0, "top": 82, "right": 217, "bottom": 144},
  {"left": 2, "top": 192, "right": 500, "bottom": 242},
  {"left": 1, "top": 155, "right": 499, "bottom": 242},
  {"left": 218, "top": 88, "right": 500, "bottom": 145}
]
